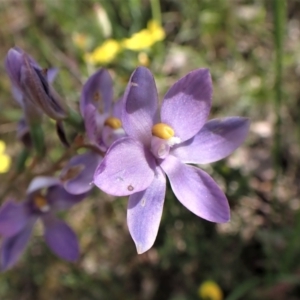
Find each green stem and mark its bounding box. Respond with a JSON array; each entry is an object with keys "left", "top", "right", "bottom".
[
  {"left": 16, "top": 148, "right": 30, "bottom": 172},
  {"left": 273, "top": 0, "right": 285, "bottom": 178},
  {"left": 150, "top": 0, "right": 162, "bottom": 25},
  {"left": 129, "top": 0, "right": 142, "bottom": 29},
  {"left": 30, "top": 123, "right": 45, "bottom": 157},
  {"left": 65, "top": 109, "right": 84, "bottom": 131}
]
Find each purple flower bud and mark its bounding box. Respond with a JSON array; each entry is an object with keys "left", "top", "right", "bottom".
[{"left": 5, "top": 47, "right": 67, "bottom": 121}]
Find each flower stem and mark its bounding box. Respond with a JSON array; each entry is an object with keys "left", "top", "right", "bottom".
[
  {"left": 29, "top": 123, "right": 45, "bottom": 157},
  {"left": 150, "top": 0, "right": 162, "bottom": 25},
  {"left": 273, "top": 0, "right": 285, "bottom": 178},
  {"left": 65, "top": 109, "right": 84, "bottom": 131},
  {"left": 16, "top": 148, "right": 30, "bottom": 172}
]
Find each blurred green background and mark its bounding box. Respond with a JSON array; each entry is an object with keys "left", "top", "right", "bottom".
[{"left": 1, "top": 0, "right": 300, "bottom": 299}]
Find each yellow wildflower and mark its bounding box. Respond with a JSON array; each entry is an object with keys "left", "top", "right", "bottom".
[
  {"left": 122, "top": 20, "right": 165, "bottom": 51},
  {"left": 85, "top": 39, "right": 121, "bottom": 64},
  {"left": 147, "top": 20, "right": 165, "bottom": 42},
  {"left": 0, "top": 141, "right": 11, "bottom": 173},
  {"left": 198, "top": 280, "right": 223, "bottom": 300}
]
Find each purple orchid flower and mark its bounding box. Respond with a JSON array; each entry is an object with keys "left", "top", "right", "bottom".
[
  {"left": 94, "top": 67, "right": 250, "bottom": 254},
  {"left": 0, "top": 176, "right": 86, "bottom": 271},
  {"left": 59, "top": 69, "right": 125, "bottom": 194},
  {"left": 5, "top": 47, "right": 67, "bottom": 121},
  {"left": 80, "top": 68, "right": 125, "bottom": 151}
]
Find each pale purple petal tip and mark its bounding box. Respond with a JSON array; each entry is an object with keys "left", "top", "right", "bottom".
[
  {"left": 27, "top": 176, "right": 60, "bottom": 195},
  {"left": 172, "top": 117, "right": 250, "bottom": 164},
  {"left": 122, "top": 66, "right": 159, "bottom": 146},
  {"left": 161, "top": 155, "right": 230, "bottom": 223},
  {"left": 43, "top": 216, "right": 79, "bottom": 262},
  {"left": 127, "top": 166, "right": 166, "bottom": 254},
  {"left": 161, "top": 68, "right": 212, "bottom": 142},
  {"left": 5, "top": 48, "right": 23, "bottom": 89},
  {"left": 94, "top": 137, "right": 155, "bottom": 196}
]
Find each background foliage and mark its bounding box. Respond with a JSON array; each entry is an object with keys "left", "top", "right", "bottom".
[{"left": 0, "top": 0, "right": 300, "bottom": 299}]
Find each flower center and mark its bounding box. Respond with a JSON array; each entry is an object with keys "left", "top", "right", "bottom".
[
  {"left": 151, "top": 123, "right": 181, "bottom": 159},
  {"left": 104, "top": 117, "right": 122, "bottom": 129},
  {"left": 33, "top": 195, "right": 50, "bottom": 213},
  {"left": 152, "top": 123, "right": 174, "bottom": 139},
  {"left": 60, "top": 164, "right": 85, "bottom": 182}
]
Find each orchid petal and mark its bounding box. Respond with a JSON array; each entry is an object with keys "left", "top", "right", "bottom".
[
  {"left": 12, "top": 85, "right": 23, "bottom": 106},
  {"left": 43, "top": 215, "right": 79, "bottom": 261},
  {"left": 20, "top": 57, "right": 67, "bottom": 120},
  {"left": 22, "top": 96, "right": 44, "bottom": 123},
  {"left": 160, "top": 155, "right": 230, "bottom": 223},
  {"left": 122, "top": 67, "right": 159, "bottom": 146},
  {"left": 60, "top": 151, "right": 102, "bottom": 195},
  {"left": 46, "top": 68, "right": 58, "bottom": 83},
  {"left": 83, "top": 103, "right": 101, "bottom": 144},
  {"left": 46, "top": 185, "right": 87, "bottom": 211},
  {"left": 127, "top": 166, "right": 166, "bottom": 254},
  {"left": 171, "top": 117, "right": 250, "bottom": 164},
  {"left": 161, "top": 69, "right": 212, "bottom": 142},
  {"left": 27, "top": 176, "right": 60, "bottom": 194},
  {"left": 15, "top": 47, "right": 40, "bottom": 68},
  {"left": 112, "top": 97, "right": 123, "bottom": 119},
  {"left": 0, "top": 200, "right": 31, "bottom": 237},
  {"left": 1, "top": 220, "right": 35, "bottom": 271},
  {"left": 80, "top": 68, "right": 113, "bottom": 117},
  {"left": 5, "top": 48, "right": 23, "bottom": 89},
  {"left": 94, "top": 137, "right": 156, "bottom": 196}
]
